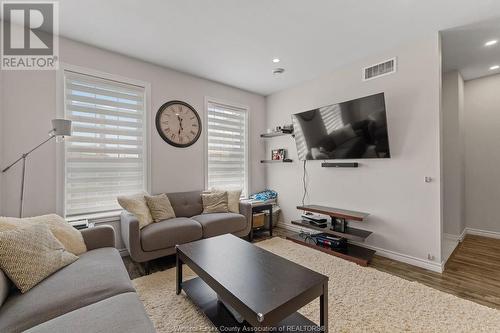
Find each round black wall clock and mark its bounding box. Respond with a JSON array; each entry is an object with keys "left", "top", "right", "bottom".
[{"left": 155, "top": 100, "right": 202, "bottom": 148}]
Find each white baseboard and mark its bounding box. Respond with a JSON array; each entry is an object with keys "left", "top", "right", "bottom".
[
  {"left": 445, "top": 227, "right": 500, "bottom": 241},
  {"left": 351, "top": 240, "right": 443, "bottom": 273},
  {"left": 276, "top": 222, "right": 443, "bottom": 273},
  {"left": 465, "top": 227, "right": 500, "bottom": 239}
]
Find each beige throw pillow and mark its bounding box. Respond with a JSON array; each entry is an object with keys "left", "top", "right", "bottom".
[
  {"left": 202, "top": 191, "right": 229, "bottom": 214},
  {"left": 0, "top": 224, "right": 78, "bottom": 293},
  {"left": 144, "top": 194, "right": 176, "bottom": 222},
  {"left": 0, "top": 214, "right": 87, "bottom": 255},
  {"left": 117, "top": 192, "right": 153, "bottom": 229},
  {"left": 210, "top": 188, "right": 241, "bottom": 213}
]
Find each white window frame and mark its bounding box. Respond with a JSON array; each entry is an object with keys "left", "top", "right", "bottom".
[
  {"left": 56, "top": 63, "right": 151, "bottom": 218},
  {"left": 204, "top": 97, "right": 250, "bottom": 198}
]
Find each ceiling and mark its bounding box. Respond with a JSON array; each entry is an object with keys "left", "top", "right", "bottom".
[
  {"left": 442, "top": 17, "right": 500, "bottom": 81},
  {"left": 54, "top": 0, "right": 500, "bottom": 95}
]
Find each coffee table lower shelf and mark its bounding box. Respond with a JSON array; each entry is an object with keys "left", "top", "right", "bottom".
[
  {"left": 286, "top": 233, "right": 375, "bottom": 266},
  {"left": 182, "top": 277, "right": 319, "bottom": 332}
]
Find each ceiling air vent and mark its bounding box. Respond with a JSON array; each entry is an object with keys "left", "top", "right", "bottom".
[{"left": 363, "top": 58, "right": 396, "bottom": 81}]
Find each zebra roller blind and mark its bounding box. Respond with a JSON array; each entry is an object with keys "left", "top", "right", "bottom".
[
  {"left": 63, "top": 70, "right": 147, "bottom": 216},
  {"left": 206, "top": 101, "right": 248, "bottom": 197}
]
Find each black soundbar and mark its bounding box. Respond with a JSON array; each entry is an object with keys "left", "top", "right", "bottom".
[{"left": 321, "top": 162, "right": 359, "bottom": 168}]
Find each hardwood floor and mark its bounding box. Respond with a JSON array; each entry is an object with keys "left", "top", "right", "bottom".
[{"left": 123, "top": 228, "right": 500, "bottom": 309}]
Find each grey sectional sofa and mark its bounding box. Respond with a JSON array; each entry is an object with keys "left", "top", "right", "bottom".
[
  {"left": 0, "top": 226, "right": 155, "bottom": 333},
  {"left": 121, "top": 190, "right": 252, "bottom": 268}
]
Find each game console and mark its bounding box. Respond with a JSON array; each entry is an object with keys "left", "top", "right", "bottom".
[{"left": 301, "top": 213, "right": 327, "bottom": 223}]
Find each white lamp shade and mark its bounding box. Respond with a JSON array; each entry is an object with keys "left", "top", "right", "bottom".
[{"left": 52, "top": 119, "right": 72, "bottom": 136}]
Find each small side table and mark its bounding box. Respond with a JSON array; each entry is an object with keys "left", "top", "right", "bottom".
[{"left": 249, "top": 203, "right": 273, "bottom": 241}]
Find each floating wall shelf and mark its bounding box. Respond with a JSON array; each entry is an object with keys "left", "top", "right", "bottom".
[
  {"left": 260, "top": 159, "right": 293, "bottom": 164},
  {"left": 260, "top": 132, "right": 294, "bottom": 138}
]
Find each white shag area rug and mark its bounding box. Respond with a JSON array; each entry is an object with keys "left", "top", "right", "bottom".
[{"left": 133, "top": 237, "right": 500, "bottom": 332}]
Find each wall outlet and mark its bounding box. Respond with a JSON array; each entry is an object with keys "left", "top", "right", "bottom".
[{"left": 427, "top": 254, "right": 435, "bottom": 261}]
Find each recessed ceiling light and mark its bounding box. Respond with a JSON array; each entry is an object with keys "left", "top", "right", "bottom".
[
  {"left": 485, "top": 40, "right": 498, "bottom": 47},
  {"left": 272, "top": 58, "right": 280, "bottom": 63},
  {"left": 490, "top": 65, "right": 500, "bottom": 70},
  {"left": 272, "top": 68, "right": 285, "bottom": 75}
]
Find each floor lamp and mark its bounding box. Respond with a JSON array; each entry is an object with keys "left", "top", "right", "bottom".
[{"left": 1, "top": 119, "right": 72, "bottom": 217}]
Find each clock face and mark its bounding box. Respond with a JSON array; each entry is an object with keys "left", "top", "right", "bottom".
[{"left": 155, "top": 101, "right": 202, "bottom": 147}]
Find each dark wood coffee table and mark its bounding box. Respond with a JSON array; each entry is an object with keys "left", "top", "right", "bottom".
[{"left": 176, "top": 234, "right": 329, "bottom": 332}]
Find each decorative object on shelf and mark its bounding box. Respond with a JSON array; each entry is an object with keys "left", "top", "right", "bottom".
[
  {"left": 260, "top": 124, "right": 294, "bottom": 138},
  {"left": 155, "top": 100, "right": 201, "bottom": 148},
  {"left": 281, "top": 124, "right": 294, "bottom": 134},
  {"left": 1, "top": 119, "right": 72, "bottom": 217},
  {"left": 271, "top": 148, "right": 286, "bottom": 160}
]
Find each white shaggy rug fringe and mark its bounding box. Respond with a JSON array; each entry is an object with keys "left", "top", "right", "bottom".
[{"left": 133, "top": 237, "right": 500, "bottom": 332}]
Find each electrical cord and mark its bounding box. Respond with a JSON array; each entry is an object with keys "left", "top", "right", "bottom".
[
  {"left": 299, "top": 230, "right": 316, "bottom": 244},
  {"left": 302, "top": 159, "right": 307, "bottom": 206}
]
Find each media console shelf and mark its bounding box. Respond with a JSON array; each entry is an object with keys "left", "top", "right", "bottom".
[
  {"left": 297, "top": 205, "right": 369, "bottom": 221},
  {"left": 297, "top": 204, "right": 369, "bottom": 234},
  {"left": 290, "top": 204, "right": 375, "bottom": 266},
  {"left": 286, "top": 234, "right": 375, "bottom": 266},
  {"left": 290, "top": 220, "right": 371, "bottom": 242}
]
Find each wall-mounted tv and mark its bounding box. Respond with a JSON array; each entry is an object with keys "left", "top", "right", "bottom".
[{"left": 291, "top": 93, "right": 391, "bottom": 160}]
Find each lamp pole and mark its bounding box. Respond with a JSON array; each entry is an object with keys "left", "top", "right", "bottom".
[
  {"left": 1, "top": 119, "right": 72, "bottom": 218},
  {"left": 2, "top": 135, "right": 56, "bottom": 217}
]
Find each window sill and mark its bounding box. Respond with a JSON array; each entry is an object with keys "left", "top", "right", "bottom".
[{"left": 66, "top": 210, "right": 122, "bottom": 224}]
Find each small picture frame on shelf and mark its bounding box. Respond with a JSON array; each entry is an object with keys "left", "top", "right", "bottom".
[{"left": 272, "top": 149, "right": 286, "bottom": 160}]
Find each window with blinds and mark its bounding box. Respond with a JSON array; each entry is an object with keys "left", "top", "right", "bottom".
[
  {"left": 63, "top": 70, "right": 147, "bottom": 217},
  {"left": 206, "top": 101, "right": 248, "bottom": 197}
]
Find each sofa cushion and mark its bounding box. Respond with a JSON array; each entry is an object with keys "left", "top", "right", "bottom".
[
  {"left": 140, "top": 217, "right": 202, "bottom": 251},
  {"left": 166, "top": 190, "right": 203, "bottom": 217},
  {"left": 145, "top": 193, "right": 176, "bottom": 222},
  {"left": 0, "top": 224, "right": 78, "bottom": 293},
  {"left": 25, "top": 292, "right": 155, "bottom": 333},
  {"left": 202, "top": 191, "right": 229, "bottom": 214},
  {"left": 117, "top": 192, "right": 154, "bottom": 229},
  {"left": 0, "top": 214, "right": 87, "bottom": 255},
  {"left": 0, "top": 247, "right": 134, "bottom": 332},
  {"left": 191, "top": 213, "right": 246, "bottom": 238}
]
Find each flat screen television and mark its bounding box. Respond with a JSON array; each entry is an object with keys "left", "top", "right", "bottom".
[{"left": 291, "top": 93, "right": 390, "bottom": 160}]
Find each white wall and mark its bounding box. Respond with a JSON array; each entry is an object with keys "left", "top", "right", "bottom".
[
  {"left": 265, "top": 35, "right": 443, "bottom": 268},
  {"left": 464, "top": 73, "right": 500, "bottom": 233},
  {"left": 0, "top": 37, "right": 267, "bottom": 218},
  {"left": 441, "top": 71, "right": 465, "bottom": 236}
]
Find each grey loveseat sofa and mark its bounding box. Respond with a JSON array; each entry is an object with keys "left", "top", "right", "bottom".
[
  {"left": 0, "top": 226, "right": 155, "bottom": 333},
  {"left": 120, "top": 190, "right": 252, "bottom": 269}
]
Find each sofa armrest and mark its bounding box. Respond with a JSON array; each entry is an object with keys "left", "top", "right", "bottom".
[
  {"left": 120, "top": 211, "right": 143, "bottom": 262},
  {"left": 239, "top": 201, "right": 253, "bottom": 232},
  {"left": 80, "top": 225, "right": 115, "bottom": 250}
]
